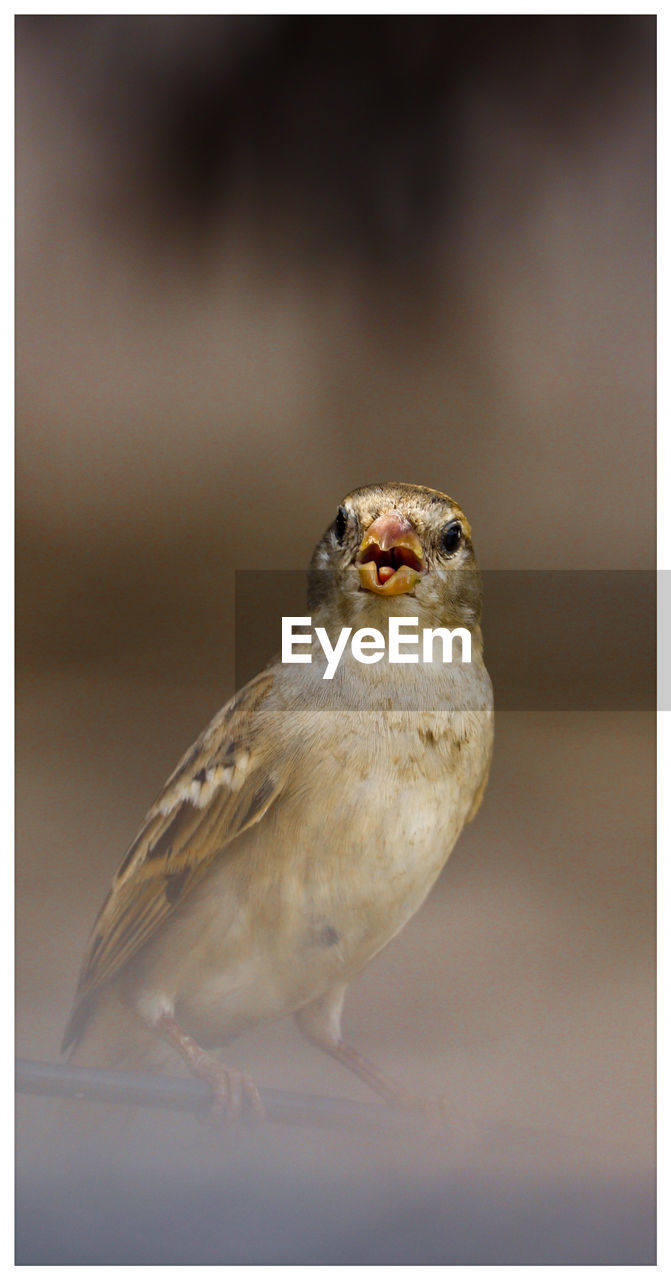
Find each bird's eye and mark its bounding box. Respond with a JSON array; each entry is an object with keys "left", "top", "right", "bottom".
[
  {"left": 334, "top": 506, "right": 349, "bottom": 543},
  {"left": 441, "top": 520, "right": 463, "bottom": 555}
]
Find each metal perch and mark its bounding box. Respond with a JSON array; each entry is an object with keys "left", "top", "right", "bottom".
[{"left": 16, "top": 1058, "right": 406, "bottom": 1134}]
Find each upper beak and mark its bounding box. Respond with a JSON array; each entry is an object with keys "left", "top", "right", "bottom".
[{"left": 356, "top": 511, "right": 425, "bottom": 596}]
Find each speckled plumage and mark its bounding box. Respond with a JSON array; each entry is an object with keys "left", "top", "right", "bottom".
[{"left": 64, "top": 482, "right": 494, "bottom": 1113}]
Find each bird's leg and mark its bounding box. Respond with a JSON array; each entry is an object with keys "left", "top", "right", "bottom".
[
  {"left": 294, "top": 985, "right": 419, "bottom": 1110},
  {"left": 157, "top": 1012, "right": 265, "bottom": 1123}
]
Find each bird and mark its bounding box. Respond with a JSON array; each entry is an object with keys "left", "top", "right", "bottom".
[{"left": 62, "top": 481, "right": 494, "bottom": 1121}]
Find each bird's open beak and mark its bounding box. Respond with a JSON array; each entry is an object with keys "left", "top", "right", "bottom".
[{"left": 356, "top": 511, "right": 425, "bottom": 596}]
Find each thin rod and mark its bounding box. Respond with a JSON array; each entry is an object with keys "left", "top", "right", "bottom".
[{"left": 16, "top": 1058, "right": 403, "bottom": 1134}]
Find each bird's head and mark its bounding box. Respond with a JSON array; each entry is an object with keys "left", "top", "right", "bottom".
[{"left": 308, "top": 482, "right": 482, "bottom": 634}]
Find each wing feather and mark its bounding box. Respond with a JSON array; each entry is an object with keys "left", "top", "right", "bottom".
[{"left": 63, "top": 668, "right": 284, "bottom": 1051}]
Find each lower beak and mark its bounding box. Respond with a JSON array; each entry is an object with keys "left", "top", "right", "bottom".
[{"left": 356, "top": 511, "right": 425, "bottom": 596}]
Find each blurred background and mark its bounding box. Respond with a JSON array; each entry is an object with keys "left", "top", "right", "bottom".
[{"left": 16, "top": 15, "right": 655, "bottom": 1264}]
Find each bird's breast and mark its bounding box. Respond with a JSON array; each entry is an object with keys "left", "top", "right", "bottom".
[{"left": 272, "top": 700, "right": 493, "bottom": 970}]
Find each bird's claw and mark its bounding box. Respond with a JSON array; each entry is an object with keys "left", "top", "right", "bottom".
[
  {"left": 388, "top": 1088, "right": 452, "bottom": 1131},
  {"left": 415, "top": 1093, "right": 452, "bottom": 1130},
  {"left": 197, "top": 1060, "right": 266, "bottom": 1126}
]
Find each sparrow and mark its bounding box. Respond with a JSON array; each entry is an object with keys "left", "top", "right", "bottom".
[{"left": 63, "top": 482, "right": 494, "bottom": 1120}]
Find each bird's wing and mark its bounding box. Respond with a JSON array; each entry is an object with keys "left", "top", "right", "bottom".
[{"left": 63, "top": 668, "right": 286, "bottom": 1051}]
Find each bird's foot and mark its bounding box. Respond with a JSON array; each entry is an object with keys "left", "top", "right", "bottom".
[
  {"left": 407, "top": 1092, "right": 452, "bottom": 1131},
  {"left": 157, "top": 1012, "right": 266, "bottom": 1124},
  {"left": 324, "top": 1040, "right": 451, "bottom": 1129},
  {"left": 379, "top": 1083, "right": 451, "bottom": 1130},
  {"left": 192, "top": 1052, "right": 266, "bottom": 1126}
]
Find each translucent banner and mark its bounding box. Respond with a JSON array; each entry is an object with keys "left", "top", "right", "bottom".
[{"left": 234, "top": 570, "right": 656, "bottom": 711}]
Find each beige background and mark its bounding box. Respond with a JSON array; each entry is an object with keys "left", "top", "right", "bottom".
[{"left": 16, "top": 17, "right": 655, "bottom": 1264}]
